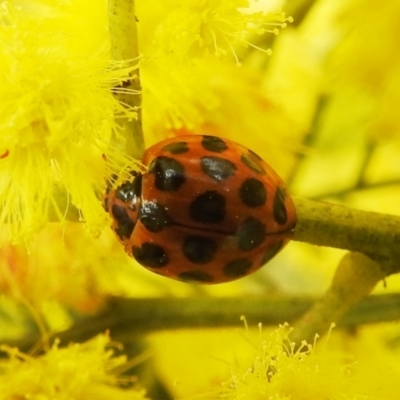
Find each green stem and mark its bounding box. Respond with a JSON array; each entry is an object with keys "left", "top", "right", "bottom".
[
  {"left": 290, "top": 252, "right": 390, "bottom": 344},
  {"left": 108, "top": 0, "right": 145, "bottom": 159},
  {"left": 3, "top": 293, "right": 400, "bottom": 352},
  {"left": 309, "top": 178, "right": 400, "bottom": 200},
  {"left": 51, "top": 195, "right": 400, "bottom": 275},
  {"left": 292, "top": 197, "right": 400, "bottom": 272}
]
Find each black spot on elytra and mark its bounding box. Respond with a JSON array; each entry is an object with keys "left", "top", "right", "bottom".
[
  {"left": 103, "top": 196, "right": 109, "bottom": 212},
  {"left": 239, "top": 178, "right": 267, "bottom": 207},
  {"left": 162, "top": 141, "right": 189, "bottom": 155},
  {"left": 115, "top": 174, "right": 142, "bottom": 203},
  {"left": 241, "top": 151, "right": 266, "bottom": 175},
  {"left": 178, "top": 270, "right": 214, "bottom": 283},
  {"left": 273, "top": 187, "right": 288, "bottom": 225},
  {"left": 260, "top": 240, "right": 284, "bottom": 266},
  {"left": 132, "top": 242, "right": 169, "bottom": 268},
  {"left": 111, "top": 204, "right": 135, "bottom": 240},
  {"left": 223, "top": 258, "right": 253, "bottom": 278},
  {"left": 182, "top": 235, "right": 218, "bottom": 264},
  {"left": 139, "top": 201, "right": 171, "bottom": 232},
  {"left": 201, "top": 135, "right": 228, "bottom": 153},
  {"left": 120, "top": 79, "right": 132, "bottom": 88},
  {"left": 148, "top": 156, "right": 186, "bottom": 191},
  {"left": 249, "top": 149, "right": 263, "bottom": 160},
  {"left": 201, "top": 156, "right": 237, "bottom": 181},
  {"left": 130, "top": 169, "right": 139, "bottom": 177},
  {"left": 105, "top": 173, "right": 118, "bottom": 194},
  {"left": 190, "top": 191, "right": 226, "bottom": 224},
  {"left": 236, "top": 217, "right": 267, "bottom": 251}
]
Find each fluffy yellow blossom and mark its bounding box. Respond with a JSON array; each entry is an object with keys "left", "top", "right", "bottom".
[
  {"left": 0, "top": 334, "right": 148, "bottom": 400},
  {"left": 221, "top": 324, "right": 400, "bottom": 400},
  {"left": 137, "top": 0, "right": 293, "bottom": 138},
  {"left": 141, "top": 0, "right": 291, "bottom": 62},
  {"left": 0, "top": 2, "right": 138, "bottom": 242}
]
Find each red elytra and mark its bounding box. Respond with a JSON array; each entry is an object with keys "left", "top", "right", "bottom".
[{"left": 104, "top": 135, "right": 296, "bottom": 284}]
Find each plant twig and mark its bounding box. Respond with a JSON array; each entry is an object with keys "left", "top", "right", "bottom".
[
  {"left": 290, "top": 252, "right": 391, "bottom": 344},
  {"left": 309, "top": 178, "right": 400, "bottom": 200},
  {"left": 108, "top": 0, "right": 145, "bottom": 159},
  {"left": 286, "top": 95, "right": 331, "bottom": 187},
  {"left": 291, "top": 199, "right": 400, "bottom": 343},
  {"left": 292, "top": 197, "right": 400, "bottom": 272},
  {"left": 3, "top": 293, "right": 400, "bottom": 352}
]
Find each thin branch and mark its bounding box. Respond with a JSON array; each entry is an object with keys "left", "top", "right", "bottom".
[
  {"left": 292, "top": 197, "right": 400, "bottom": 272},
  {"left": 286, "top": 95, "right": 331, "bottom": 188},
  {"left": 290, "top": 252, "right": 389, "bottom": 344},
  {"left": 354, "top": 138, "right": 376, "bottom": 187},
  {"left": 309, "top": 178, "right": 400, "bottom": 200},
  {"left": 3, "top": 294, "right": 400, "bottom": 352},
  {"left": 108, "top": 0, "right": 145, "bottom": 159}
]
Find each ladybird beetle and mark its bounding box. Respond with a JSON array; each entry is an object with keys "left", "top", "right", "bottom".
[{"left": 104, "top": 135, "right": 296, "bottom": 284}]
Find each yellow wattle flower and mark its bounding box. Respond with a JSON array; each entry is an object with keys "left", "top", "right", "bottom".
[
  {"left": 223, "top": 324, "right": 400, "bottom": 400},
  {"left": 145, "top": 0, "right": 291, "bottom": 62},
  {"left": 0, "top": 334, "right": 148, "bottom": 399},
  {"left": 0, "top": 3, "right": 138, "bottom": 242},
  {"left": 138, "top": 0, "right": 294, "bottom": 160}
]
